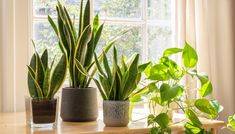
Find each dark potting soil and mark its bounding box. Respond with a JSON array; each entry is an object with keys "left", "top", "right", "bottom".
[{"left": 32, "top": 98, "right": 57, "bottom": 124}]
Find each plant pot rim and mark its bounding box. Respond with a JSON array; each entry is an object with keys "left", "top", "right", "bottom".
[
  {"left": 25, "top": 96, "right": 59, "bottom": 100},
  {"left": 103, "top": 100, "right": 129, "bottom": 103},
  {"left": 62, "top": 87, "right": 96, "bottom": 90}
]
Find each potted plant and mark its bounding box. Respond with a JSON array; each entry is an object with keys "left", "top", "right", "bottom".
[
  {"left": 132, "top": 42, "right": 224, "bottom": 133},
  {"left": 75, "top": 46, "right": 149, "bottom": 126},
  {"left": 25, "top": 43, "right": 67, "bottom": 128},
  {"left": 48, "top": 0, "right": 121, "bottom": 122}
]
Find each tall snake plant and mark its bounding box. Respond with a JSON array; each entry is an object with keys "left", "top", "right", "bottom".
[
  {"left": 27, "top": 42, "right": 67, "bottom": 98},
  {"left": 48, "top": 0, "right": 120, "bottom": 88}
]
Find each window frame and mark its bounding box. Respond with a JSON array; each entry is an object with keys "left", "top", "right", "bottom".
[{"left": 0, "top": 0, "right": 175, "bottom": 112}]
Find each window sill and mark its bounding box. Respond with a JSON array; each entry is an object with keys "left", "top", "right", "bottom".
[{"left": 0, "top": 112, "right": 225, "bottom": 134}]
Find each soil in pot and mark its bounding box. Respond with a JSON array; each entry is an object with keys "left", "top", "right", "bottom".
[{"left": 32, "top": 98, "right": 57, "bottom": 124}]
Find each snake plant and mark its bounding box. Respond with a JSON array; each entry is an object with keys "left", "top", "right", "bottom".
[
  {"left": 48, "top": 0, "right": 120, "bottom": 88},
  {"left": 90, "top": 46, "right": 149, "bottom": 100},
  {"left": 27, "top": 42, "right": 67, "bottom": 98}
]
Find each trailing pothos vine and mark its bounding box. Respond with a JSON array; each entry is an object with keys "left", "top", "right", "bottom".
[{"left": 131, "top": 42, "right": 225, "bottom": 133}]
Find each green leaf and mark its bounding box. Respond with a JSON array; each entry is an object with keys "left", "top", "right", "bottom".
[
  {"left": 56, "top": 5, "right": 70, "bottom": 57},
  {"left": 227, "top": 115, "right": 235, "bottom": 131},
  {"left": 27, "top": 54, "right": 38, "bottom": 97},
  {"left": 160, "top": 83, "right": 170, "bottom": 102},
  {"left": 43, "top": 68, "right": 50, "bottom": 97},
  {"left": 75, "top": 59, "right": 107, "bottom": 100},
  {"left": 63, "top": 7, "right": 77, "bottom": 39},
  {"left": 182, "top": 42, "right": 198, "bottom": 68},
  {"left": 48, "top": 15, "right": 58, "bottom": 35},
  {"left": 184, "top": 122, "right": 202, "bottom": 134},
  {"left": 196, "top": 72, "right": 209, "bottom": 84},
  {"left": 175, "top": 85, "right": 184, "bottom": 97},
  {"left": 83, "top": 0, "right": 90, "bottom": 29},
  {"left": 93, "top": 14, "right": 100, "bottom": 32},
  {"left": 102, "top": 52, "right": 112, "bottom": 81},
  {"left": 120, "top": 70, "right": 129, "bottom": 97},
  {"left": 94, "top": 78, "right": 107, "bottom": 100},
  {"left": 129, "top": 94, "right": 142, "bottom": 102},
  {"left": 28, "top": 69, "right": 43, "bottom": 97},
  {"left": 148, "top": 64, "right": 170, "bottom": 81},
  {"left": 151, "top": 96, "right": 162, "bottom": 106},
  {"left": 210, "top": 99, "right": 223, "bottom": 113},
  {"left": 199, "top": 80, "right": 213, "bottom": 97},
  {"left": 41, "top": 49, "right": 48, "bottom": 69},
  {"left": 144, "top": 62, "right": 152, "bottom": 77},
  {"left": 147, "top": 114, "right": 155, "bottom": 126},
  {"left": 138, "top": 62, "right": 151, "bottom": 72},
  {"left": 163, "top": 48, "right": 183, "bottom": 57},
  {"left": 149, "top": 127, "right": 161, "bottom": 134},
  {"left": 122, "top": 54, "right": 139, "bottom": 100},
  {"left": 50, "top": 55, "right": 67, "bottom": 97},
  {"left": 94, "top": 53, "right": 106, "bottom": 77},
  {"left": 161, "top": 57, "right": 184, "bottom": 80},
  {"left": 36, "top": 53, "right": 45, "bottom": 91},
  {"left": 121, "top": 56, "right": 127, "bottom": 72},
  {"left": 93, "top": 24, "right": 104, "bottom": 50},
  {"left": 194, "top": 72, "right": 213, "bottom": 97},
  {"left": 154, "top": 113, "right": 169, "bottom": 129},
  {"left": 160, "top": 84, "right": 183, "bottom": 102},
  {"left": 185, "top": 109, "right": 202, "bottom": 127},
  {"left": 84, "top": 23, "right": 103, "bottom": 69},
  {"left": 75, "top": 25, "right": 92, "bottom": 63},
  {"left": 148, "top": 83, "right": 158, "bottom": 92},
  {"left": 195, "top": 99, "right": 218, "bottom": 119}
]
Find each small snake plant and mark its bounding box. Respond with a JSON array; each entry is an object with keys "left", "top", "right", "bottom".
[
  {"left": 77, "top": 46, "right": 150, "bottom": 101},
  {"left": 27, "top": 42, "right": 67, "bottom": 98}
]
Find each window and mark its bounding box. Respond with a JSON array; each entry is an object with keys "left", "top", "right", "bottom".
[
  {"left": 0, "top": 0, "right": 174, "bottom": 112},
  {"left": 32, "top": 0, "right": 174, "bottom": 110},
  {"left": 33, "top": 0, "right": 174, "bottom": 63},
  {"left": 32, "top": 0, "right": 174, "bottom": 113}
]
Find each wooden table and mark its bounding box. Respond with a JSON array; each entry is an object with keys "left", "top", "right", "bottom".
[{"left": 0, "top": 112, "right": 225, "bottom": 134}]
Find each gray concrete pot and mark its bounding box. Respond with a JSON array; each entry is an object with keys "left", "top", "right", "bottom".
[
  {"left": 103, "top": 100, "right": 129, "bottom": 127},
  {"left": 60, "top": 87, "right": 98, "bottom": 122}
]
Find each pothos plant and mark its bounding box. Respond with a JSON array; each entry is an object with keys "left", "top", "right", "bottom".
[{"left": 133, "top": 42, "right": 224, "bottom": 133}]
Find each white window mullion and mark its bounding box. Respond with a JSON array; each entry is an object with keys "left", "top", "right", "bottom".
[
  {"left": 141, "top": 0, "right": 148, "bottom": 62},
  {"left": 90, "top": 0, "right": 94, "bottom": 23}
]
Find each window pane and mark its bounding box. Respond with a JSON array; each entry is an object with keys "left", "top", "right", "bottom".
[
  {"left": 33, "top": 21, "right": 61, "bottom": 62},
  {"left": 96, "top": 24, "right": 142, "bottom": 62},
  {"left": 148, "top": 0, "right": 171, "bottom": 20},
  {"left": 94, "top": 0, "right": 142, "bottom": 19},
  {"left": 34, "top": 0, "right": 82, "bottom": 17},
  {"left": 148, "top": 25, "right": 172, "bottom": 61}
]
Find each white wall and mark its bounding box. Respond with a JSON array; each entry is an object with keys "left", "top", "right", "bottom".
[
  {"left": 0, "top": 0, "right": 3, "bottom": 112},
  {"left": 1, "top": 0, "right": 30, "bottom": 112}
]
